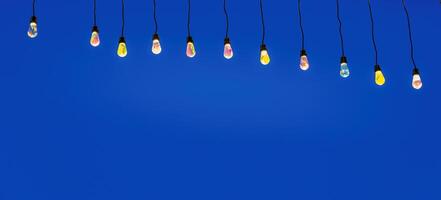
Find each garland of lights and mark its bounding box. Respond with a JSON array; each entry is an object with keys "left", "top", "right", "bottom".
[{"left": 26, "top": 0, "right": 425, "bottom": 90}]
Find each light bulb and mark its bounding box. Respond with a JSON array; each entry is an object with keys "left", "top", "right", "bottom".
[
  {"left": 412, "top": 68, "right": 422, "bottom": 90},
  {"left": 90, "top": 26, "right": 100, "bottom": 47},
  {"left": 152, "top": 34, "right": 162, "bottom": 55},
  {"left": 186, "top": 36, "right": 196, "bottom": 58},
  {"left": 374, "top": 65, "right": 386, "bottom": 86},
  {"left": 27, "top": 16, "right": 38, "bottom": 38},
  {"left": 223, "top": 38, "right": 233, "bottom": 59},
  {"left": 340, "top": 56, "right": 350, "bottom": 78},
  {"left": 117, "top": 37, "right": 127, "bottom": 57},
  {"left": 260, "top": 44, "right": 270, "bottom": 65},
  {"left": 299, "top": 50, "right": 310, "bottom": 71}
]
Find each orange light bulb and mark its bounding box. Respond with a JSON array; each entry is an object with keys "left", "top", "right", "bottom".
[{"left": 90, "top": 26, "right": 100, "bottom": 47}]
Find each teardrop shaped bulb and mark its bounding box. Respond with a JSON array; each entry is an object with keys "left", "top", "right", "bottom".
[
  {"left": 224, "top": 42, "right": 233, "bottom": 59},
  {"left": 340, "top": 62, "right": 350, "bottom": 78},
  {"left": 90, "top": 28, "right": 100, "bottom": 47},
  {"left": 186, "top": 41, "right": 196, "bottom": 58},
  {"left": 152, "top": 38, "right": 162, "bottom": 55},
  {"left": 412, "top": 73, "right": 422, "bottom": 90},
  {"left": 300, "top": 55, "right": 310, "bottom": 71},
  {"left": 375, "top": 69, "right": 386, "bottom": 86},
  {"left": 260, "top": 49, "right": 270, "bottom": 65},
  {"left": 27, "top": 21, "right": 38, "bottom": 38},
  {"left": 117, "top": 38, "right": 127, "bottom": 58}
]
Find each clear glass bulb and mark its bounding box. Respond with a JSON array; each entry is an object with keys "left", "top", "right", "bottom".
[
  {"left": 186, "top": 41, "right": 196, "bottom": 58},
  {"left": 152, "top": 38, "right": 162, "bottom": 55},
  {"left": 224, "top": 39, "right": 233, "bottom": 59},
  {"left": 27, "top": 21, "right": 38, "bottom": 38},
  {"left": 260, "top": 49, "right": 270, "bottom": 65},
  {"left": 412, "top": 72, "right": 422, "bottom": 90},
  {"left": 300, "top": 55, "right": 310, "bottom": 71},
  {"left": 90, "top": 27, "right": 100, "bottom": 47},
  {"left": 340, "top": 62, "right": 350, "bottom": 78},
  {"left": 117, "top": 38, "right": 127, "bottom": 58},
  {"left": 375, "top": 69, "right": 386, "bottom": 86}
]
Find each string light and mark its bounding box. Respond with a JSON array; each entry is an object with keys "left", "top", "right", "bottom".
[
  {"left": 368, "top": 0, "right": 385, "bottom": 86},
  {"left": 259, "top": 0, "right": 270, "bottom": 65},
  {"left": 298, "top": 0, "right": 309, "bottom": 71},
  {"left": 90, "top": 0, "right": 100, "bottom": 47},
  {"left": 223, "top": 0, "right": 233, "bottom": 59},
  {"left": 336, "top": 0, "right": 349, "bottom": 78},
  {"left": 186, "top": 0, "right": 196, "bottom": 58},
  {"left": 27, "top": 0, "right": 38, "bottom": 38},
  {"left": 151, "top": 0, "right": 162, "bottom": 55},
  {"left": 117, "top": 0, "right": 128, "bottom": 57},
  {"left": 402, "top": 0, "right": 422, "bottom": 90}
]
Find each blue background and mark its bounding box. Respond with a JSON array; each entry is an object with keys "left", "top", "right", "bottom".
[{"left": 1, "top": 0, "right": 440, "bottom": 199}]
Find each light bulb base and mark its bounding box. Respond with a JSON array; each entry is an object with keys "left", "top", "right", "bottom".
[
  {"left": 153, "top": 33, "right": 160, "bottom": 41},
  {"left": 119, "top": 36, "right": 126, "bottom": 44},
  {"left": 340, "top": 56, "right": 347, "bottom": 64},
  {"left": 260, "top": 44, "right": 267, "bottom": 51},
  {"left": 224, "top": 37, "right": 230, "bottom": 45},
  {"left": 92, "top": 26, "right": 99, "bottom": 33},
  {"left": 374, "top": 64, "right": 382, "bottom": 72},
  {"left": 30, "top": 16, "right": 37, "bottom": 23},
  {"left": 187, "top": 36, "right": 194, "bottom": 44},
  {"left": 412, "top": 68, "right": 420, "bottom": 75}
]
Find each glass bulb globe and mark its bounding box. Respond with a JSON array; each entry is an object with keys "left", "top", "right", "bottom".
[
  {"left": 186, "top": 40, "right": 196, "bottom": 58},
  {"left": 375, "top": 68, "right": 386, "bottom": 86},
  {"left": 340, "top": 62, "right": 350, "bottom": 78},
  {"left": 152, "top": 34, "right": 162, "bottom": 55},
  {"left": 300, "top": 55, "right": 310, "bottom": 71},
  {"left": 117, "top": 37, "right": 127, "bottom": 58},
  {"left": 223, "top": 38, "right": 233, "bottom": 59},
  {"left": 412, "top": 72, "right": 422, "bottom": 90},
  {"left": 90, "top": 27, "right": 100, "bottom": 47},
  {"left": 27, "top": 19, "right": 38, "bottom": 38},
  {"left": 260, "top": 49, "right": 270, "bottom": 65}
]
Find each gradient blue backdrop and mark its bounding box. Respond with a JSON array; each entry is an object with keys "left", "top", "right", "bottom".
[{"left": 1, "top": 0, "right": 440, "bottom": 199}]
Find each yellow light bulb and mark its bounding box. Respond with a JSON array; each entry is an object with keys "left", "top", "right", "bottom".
[
  {"left": 152, "top": 34, "right": 162, "bottom": 55},
  {"left": 90, "top": 26, "right": 100, "bottom": 47},
  {"left": 117, "top": 37, "right": 127, "bottom": 58},
  {"left": 223, "top": 38, "right": 233, "bottom": 59},
  {"left": 374, "top": 65, "right": 386, "bottom": 86},
  {"left": 260, "top": 44, "right": 270, "bottom": 65},
  {"left": 27, "top": 16, "right": 38, "bottom": 38},
  {"left": 412, "top": 68, "right": 422, "bottom": 90},
  {"left": 186, "top": 37, "right": 196, "bottom": 58},
  {"left": 299, "top": 50, "right": 309, "bottom": 71}
]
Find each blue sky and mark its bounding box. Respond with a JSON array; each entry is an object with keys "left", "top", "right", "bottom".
[{"left": 0, "top": 0, "right": 440, "bottom": 199}]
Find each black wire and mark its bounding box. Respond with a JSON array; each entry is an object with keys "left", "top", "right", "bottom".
[
  {"left": 153, "top": 0, "right": 158, "bottom": 34},
  {"left": 368, "top": 0, "right": 378, "bottom": 65},
  {"left": 336, "top": 0, "right": 345, "bottom": 56},
  {"left": 32, "top": 0, "right": 36, "bottom": 16},
  {"left": 187, "top": 0, "right": 191, "bottom": 36},
  {"left": 298, "top": 0, "right": 305, "bottom": 50},
  {"left": 121, "top": 0, "right": 125, "bottom": 36},
  {"left": 402, "top": 0, "right": 417, "bottom": 69},
  {"left": 259, "top": 0, "right": 265, "bottom": 45},
  {"left": 224, "top": 0, "right": 229, "bottom": 38},
  {"left": 93, "top": 0, "right": 97, "bottom": 26}
]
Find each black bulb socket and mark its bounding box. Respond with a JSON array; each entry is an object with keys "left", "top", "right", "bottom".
[
  {"left": 92, "top": 26, "right": 99, "bottom": 33},
  {"left": 187, "top": 36, "right": 194, "bottom": 44},
  {"left": 374, "top": 64, "right": 382, "bottom": 72},
  {"left": 413, "top": 68, "right": 420, "bottom": 75},
  {"left": 260, "top": 44, "right": 267, "bottom": 51},
  {"left": 30, "top": 16, "right": 37, "bottom": 23},
  {"left": 340, "top": 56, "right": 348, "bottom": 64},
  {"left": 153, "top": 33, "right": 160, "bottom": 41},
  {"left": 224, "top": 37, "right": 231, "bottom": 45},
  {"left": 119, "top": 36, "right": 126, "bottom": 44},
  {"left": 300, "top": 49, "right": 307, "bottom": 57}
]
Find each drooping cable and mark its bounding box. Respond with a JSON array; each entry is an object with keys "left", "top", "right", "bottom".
[
  {"left": 259, "top": 0, "right": 266, "bottom": 45},
  {"left": 187, "top": 0, "right": 191, "bottom": 37},
  {"left": 401, "top": 0, "right": 417, "bottom": 69},
  {"left": 93, "top": 0, "right": 97, "bottom": 26},
  {"left": 298, "top": 0, "right": 305, "bottom": 50},
  {"left": 367, "top": 0, "right": 378, "bottom": 65},
  {"left": 32, "top": 0, "right": 36, "bottom": 16},
  {"left": 336, "top": 0, "right": 345, "bottom": 56},
  {"left": 121, "top": 0, "right": 125, "bottom": 36},
  {"left": 224, "top": 0, "right": 230, "bottom": 38},
  {"left": 153, "top": 0, "right": 158, "bottom": 34}
]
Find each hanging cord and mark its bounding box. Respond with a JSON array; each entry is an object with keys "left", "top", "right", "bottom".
[
  {"left": 298, "top": 0, "right": 305, "bottom": 50},
  {"left": 121, "top": 0, "right": 125, "bottom": 36},
  {"left": 368, "top": 0, "right": 378, "bottom": 65},
  {"left": 32, "top": 0, "right": 36, "bottom": 16},
  {"left": 259, "top": 0, "right": 266, "bottom": 45},
  {"left": 224, "top": 0, "right": 230, "bottom": 38},
  {"left": 336, "top": 0, "right": 345, "bottom": 56},
  {"left": 153, "top": 0, "right": 158, "bottom": 34},
  {"left": 187, "top": 0, "right": 191, "bottom": 36},
  {"left": 93, "top": 0, "right": 97, "bottom": 26},
  {"left": 402, "top": 0, "right": 417, "bottom": 69}
]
